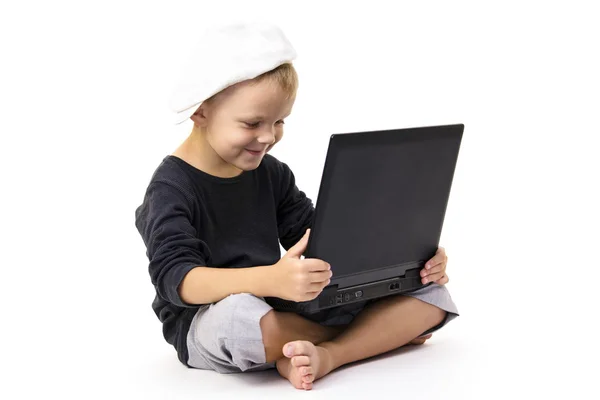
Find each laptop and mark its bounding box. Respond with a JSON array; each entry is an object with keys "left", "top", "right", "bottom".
[{"left": 265, "top": 124, "right": 464, "bottom": 315}]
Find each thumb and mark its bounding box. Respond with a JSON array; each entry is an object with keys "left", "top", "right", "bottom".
[{"left": 285, "top": 229, "right": 311, "bottom": 258}]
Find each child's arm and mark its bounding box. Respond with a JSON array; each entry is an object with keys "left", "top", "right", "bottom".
[
  {"left": 136, "top": 180, "right": 329, "bottom": 307},
  {"left": 179, "top": 229, "right": 331, "bottom": 304},
  {"left": 135, "top": 181, "right": 222, "bottom": 308},
  {"left": 276, "top": 161, "right": 315, "bottom": 250},
  {"left": 178, "top": 264, "right": 273, "bottom": 305}
]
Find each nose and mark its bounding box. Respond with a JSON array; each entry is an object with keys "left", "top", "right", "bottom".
[{"left": 257, "top": 126, "right": 276, "bottom": 145}]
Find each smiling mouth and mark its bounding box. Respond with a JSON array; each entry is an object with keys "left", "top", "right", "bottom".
[{"left": 246, "top": 149, "right": 264, "bottom": 155}]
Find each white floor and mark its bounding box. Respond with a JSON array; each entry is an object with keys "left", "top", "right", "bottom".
[
  {"left": 101, "top": 318, "right": 484, "bottom": 400},
  {"left": 16, "top": 297, "right": 594, "bottom": 400}
]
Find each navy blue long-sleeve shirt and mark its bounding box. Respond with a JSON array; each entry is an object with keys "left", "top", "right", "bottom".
[{"left": 134, "top": 154, "right": 314, "bottom": 366}]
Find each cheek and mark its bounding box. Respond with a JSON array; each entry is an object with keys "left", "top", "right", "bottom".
[
  {"left": 207, "top": 122, "right": 245, "bottom": 148},
  {"left": 225, "top": 131, "right": 254, "bottom": 157},
  {"left": 272, "top": 130, "right": 284, "bottom": 145},
  {"left": 230, "top": 129, "right": 253, "bottom": 148}
]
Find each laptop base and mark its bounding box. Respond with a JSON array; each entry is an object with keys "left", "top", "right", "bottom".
[{"left": 265, "top": 267, "right": 431, "bottom": 314}]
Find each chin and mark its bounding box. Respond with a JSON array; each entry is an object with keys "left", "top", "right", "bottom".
[{"left": 233, "top": 158, "right": 262, "bottom": 172}]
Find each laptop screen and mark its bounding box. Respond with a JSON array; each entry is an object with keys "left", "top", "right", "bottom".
[{"left": 305, "top": 125, "right": 463, "bottom": 279}]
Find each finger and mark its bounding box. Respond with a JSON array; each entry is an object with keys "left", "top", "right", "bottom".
[
  {"left": 422, "top": 271, "right": 444, "bottom": 284},
  {"left": 421, "top": 263, "right": 444, "bottom": 278},
  {"left": 304, "top": 258, "right": 331, "bottom": 272},
  {"left": 425, "top": 255, "right": 448, "bottom": 270},
  {"left": 303, "top": 291, "right": 321, "bottom": 301},
  {"left": 286, "top": 229, "right": 311, "bottom": 258},
  {"left": 308, "top": 281, "right": 330, "bottom": 292},
  {"left": 310, "top": 270, "right": 333, "bottom": 283},
  {"left": 435, "top": 274, "right": 449, "bottom": 285},
  {"left": 425, "top": 247, "right": 447, "bottom": 269}
]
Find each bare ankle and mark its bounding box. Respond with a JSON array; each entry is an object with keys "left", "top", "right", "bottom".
[
  {"left": 260, "top": 311, "right": 345, "bottom": 362},
  {"left": 317, "top": 342, "right": 341, "bottom": 372}
]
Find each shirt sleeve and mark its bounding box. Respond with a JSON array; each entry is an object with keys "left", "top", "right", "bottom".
[
  {"left": 276, "top": 162, "right": 315, "bottom": 251},
  {"left": 134, "top": 181, "right": 211, "bottom": 307}
]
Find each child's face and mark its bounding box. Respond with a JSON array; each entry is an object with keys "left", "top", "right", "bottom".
[{"left": 191, "top": 78, "right": 295, "bottom": 174}]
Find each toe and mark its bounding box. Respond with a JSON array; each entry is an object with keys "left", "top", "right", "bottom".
[
  {"left": 302, "top": 382, "right": 313, "bottom": 390},
  {"left": 300, "top": 366, "right": 313, "bottom": 376},
  {"left": 284, "top": 340, "right": 312, "bottom": 357},
  {"left": 292, "top": 355, "right": 310, "bottom": 367},
  {"left": 410, "top": 333, "right": 433, "bottom": 345},
  {"left": 302, "top": 374, "right": 314, "bottom": 383}
]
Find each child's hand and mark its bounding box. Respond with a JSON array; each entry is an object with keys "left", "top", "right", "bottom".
[
  {"left": 270, "top": 229, "right": 332, "bottom": 302},
  {"left": 421, "top": 247, "right": 449, "bottom": 285}
]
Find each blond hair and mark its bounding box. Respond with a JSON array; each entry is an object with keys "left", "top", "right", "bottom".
[
  {"left": 251, "top": 62, "right": 298, "bottom": 99},
  {"left": 204, "top": 63, "right": 298, "bottom": 105}
]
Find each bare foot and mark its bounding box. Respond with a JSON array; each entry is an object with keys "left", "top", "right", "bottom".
[
  {"left": 409, "top": 333, "right": 433, "bottom": 345},
  {"left": 276, "top": 341, "right": 334, "bottom": 390}
]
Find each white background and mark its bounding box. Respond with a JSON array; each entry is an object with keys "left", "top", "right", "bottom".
[{"left": 1, "top": 0, "right": 598, "bottom": 399}]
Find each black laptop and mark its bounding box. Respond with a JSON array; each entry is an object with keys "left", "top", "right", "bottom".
[{"left": 265, "top": 124, "right": 464, "bottom": 315}]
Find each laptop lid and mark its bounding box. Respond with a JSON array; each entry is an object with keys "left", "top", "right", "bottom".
[{"left": 303, "top": 124, "right": 464, "bottom": 284}]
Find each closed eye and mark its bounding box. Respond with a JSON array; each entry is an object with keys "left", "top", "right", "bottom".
[
  {"left": 244, "top": 121, "right": 260, "bottom": 128},
  {"left": 243, "top": 120, "right": 285, "bottom": 129}
]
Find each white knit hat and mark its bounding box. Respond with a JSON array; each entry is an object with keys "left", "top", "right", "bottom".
[{"left": 169, "top": 22, "right": 297, "bottom": 125}]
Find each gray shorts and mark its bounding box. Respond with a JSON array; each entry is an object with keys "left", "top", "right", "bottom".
[{"left": 186, "top": 283, "right": 459, "bottom": 373}]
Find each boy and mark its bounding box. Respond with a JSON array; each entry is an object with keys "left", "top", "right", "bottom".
[{"left": 134, "top": 22, "right": 458, "bottom": 390}]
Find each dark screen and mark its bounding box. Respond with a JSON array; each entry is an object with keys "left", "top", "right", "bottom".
[{"left": 306, "top": 125, "right": 463, "bottom": 278}]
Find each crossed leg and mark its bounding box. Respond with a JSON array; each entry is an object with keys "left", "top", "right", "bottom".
[{"left": 260, "top": 294, "right": 445, "bottom": 390}]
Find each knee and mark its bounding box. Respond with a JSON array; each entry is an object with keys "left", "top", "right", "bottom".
[
  {"left": 214, "top": 292, "right": 253, "bottom": 312},
  {"left": 424, "top": 303, "right": 447, "bottom": 329},
  {"left": 191, "top": 293, "right": 275, "bottom": 371},
  {"left": 196, "top": 293, "right": 271, "bottom": 347},
  {"left": 207, "top": 293, "right": 254, "bottom": 324}
]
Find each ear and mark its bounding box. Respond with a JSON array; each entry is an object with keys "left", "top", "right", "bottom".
[{"left": 189, "top": 103, "right": 209, "bottom": 127}]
